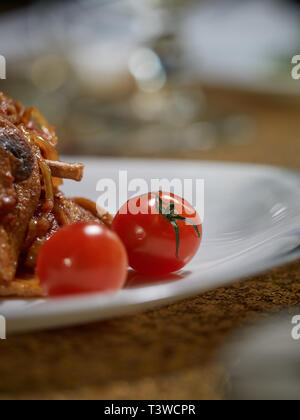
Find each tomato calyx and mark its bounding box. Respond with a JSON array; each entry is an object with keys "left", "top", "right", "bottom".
[{"left": 155, "top": 192, "right": 201, "bottom": 259}]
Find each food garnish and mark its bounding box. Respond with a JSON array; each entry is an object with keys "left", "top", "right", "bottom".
[
  {"left": 37, "top": 222, "right": 128, "bottom": 297},
  {"left": 112, "top": 192, "right": 202, "bottom": 276}
]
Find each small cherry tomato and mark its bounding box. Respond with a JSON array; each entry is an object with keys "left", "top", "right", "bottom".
[
  {"left": 112, "top": 192, "right": 202, "bottom": 276},
  {"left": 37, "top": 222, "right": 128, "bottom": 297}
]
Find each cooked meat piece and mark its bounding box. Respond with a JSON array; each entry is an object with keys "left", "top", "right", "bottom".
[
  {"left": 54, "top": 191, "right": 101, "bottom": 226},
  {"left": 21, "top": 210, "right": 60, "bottom": 270},
  {"left": 72, "top": 197, "right": 113, "bottom": 227},
  {"left": 0, "top": 276, "right": 44, "bottom": 297},
  {"left": 21, "top": 192, "right": 102, "bottom": 270},
  {"left": 0, "top": 157, "right": 41, "bottom": 284},
  {"left": 0, "top": 91, "right": 112, "bottom": 291}
]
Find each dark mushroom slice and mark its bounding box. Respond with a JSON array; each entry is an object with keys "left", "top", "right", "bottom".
[
  {"left": 0, "top": 116, "right": 34, "bottom": 215},
  {"left": 0, "top": 116, "right": 34, "bottom": 182},
  {"left": 0, "top": 147, "right": 17, "bottom": 214}
]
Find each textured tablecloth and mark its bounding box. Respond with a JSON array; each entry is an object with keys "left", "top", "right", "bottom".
[{"left": 0, "top": 87, "right": 299, "bottom": 400}]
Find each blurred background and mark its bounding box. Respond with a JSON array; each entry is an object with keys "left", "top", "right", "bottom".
[
  {"left": 0, "top": 0, "right": 300, "bottom": 401},
  {"left": 0, "top": 0, "right": 299, "bottom": 165}
]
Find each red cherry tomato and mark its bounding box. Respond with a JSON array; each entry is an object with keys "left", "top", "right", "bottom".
[
  {"left": 37, "top": 222, "right": 128, "bottom": 297},
  {"left": 112, "top": 192, "right": 202, "bottom": 276}
]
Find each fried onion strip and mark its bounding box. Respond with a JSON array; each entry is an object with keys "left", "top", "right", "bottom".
[
  {"left": 22, "top": 107, "right": 58, "bottom": 145},
  {"left": 45, "top": 160, "right": 84, "bottom": 182},
  {"left": 72, "top": 197, "right": 113, "bottom": 227},
  {"left": 38, "top": 159, "right": 54, "bottom": 213}
]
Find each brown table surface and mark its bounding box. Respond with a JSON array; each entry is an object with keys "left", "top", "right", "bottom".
[{"left": 0, "top": 87, "right": 299, "bottom": 400}]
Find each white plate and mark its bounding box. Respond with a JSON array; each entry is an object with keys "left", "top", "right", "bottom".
[{"left": 1, "top": 158, "right": 300, "bottom": 334}]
